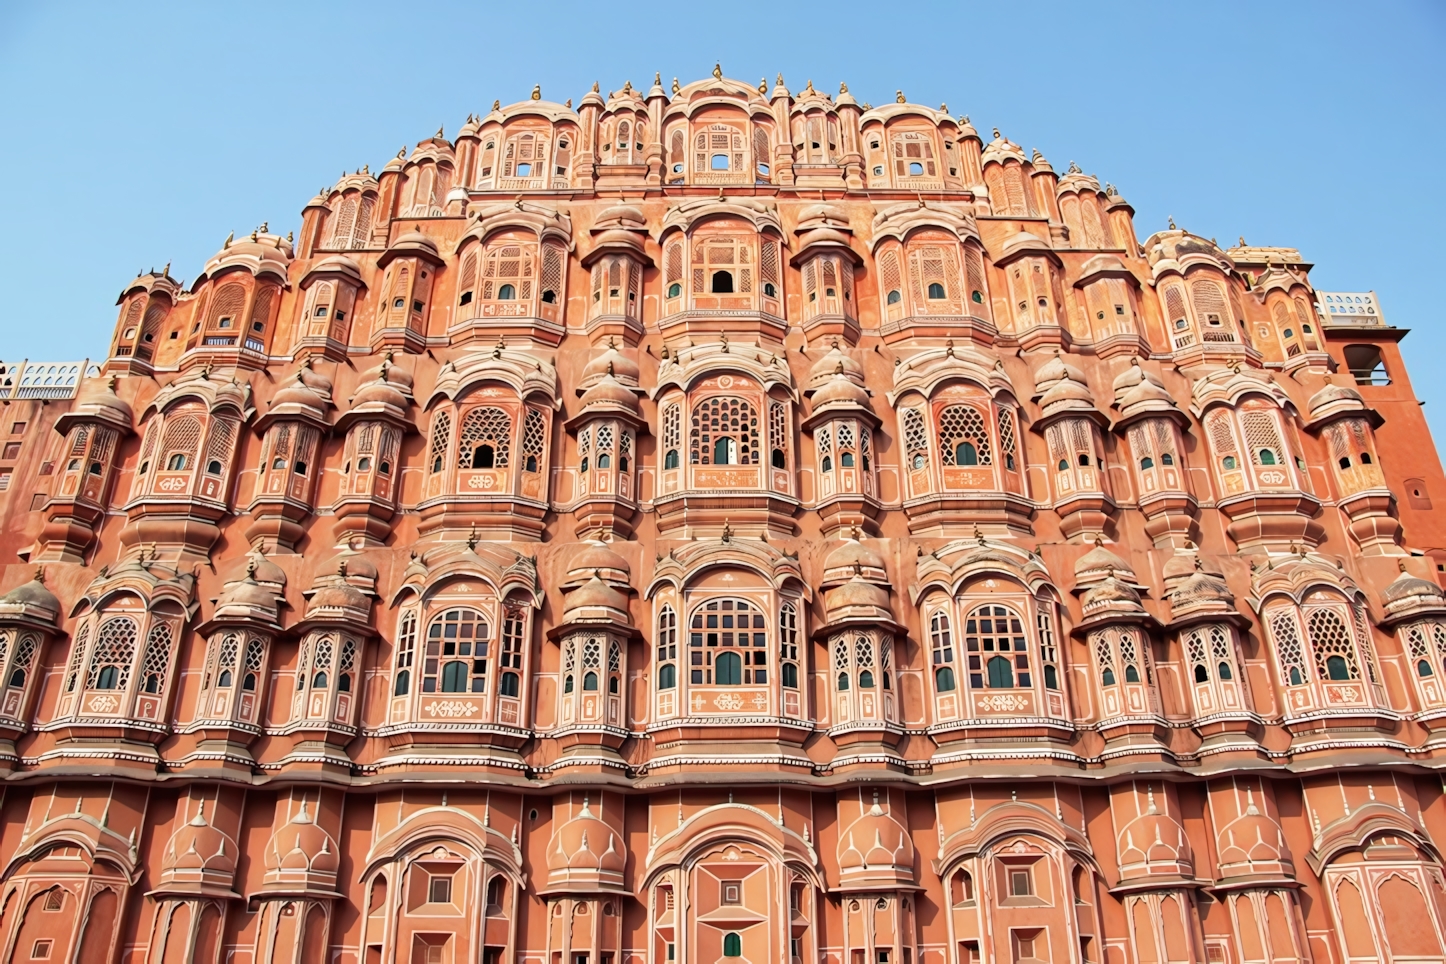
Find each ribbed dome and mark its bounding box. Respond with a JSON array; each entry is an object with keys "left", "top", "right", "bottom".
[
  {"left": 1, "top": 573, "right": 60, "bottom": 622},
  {"left": 1075, "top": 542, "right": 1133, "bottom": 582},
  {"left": 74, "top": 376, "right": 134, "bottom": 424},
  {"left": 565, "top": 541, "right": 630, "bottom": 585},
  {"left": 826, "top": 575, "right": 891, "bottom": 614},
  {"left": 265, "top": 799, "right": 338, "bottom": 876},
  {"left": 581, "top": 345, "right": 641, "bottom": 388},
  {"left": 824, "top": 537, "right": 886, "bottom": 575},
  {"left": 226, "top": 550, "right": 286, "bottom": 590},
  {"left": 272, "top": 363, "right": 333, "bottom": 409},
  {"left": 1382, "top": 567, "right": 1445, "bottom": 605},
  {"left": 806, "top": 342, "right": 863, "bottom": 393},
  {"left": 546, "top": 797, "right": 625, "bottom": 879},
  {"left": 162, "top": 801, "right": 237, "bottom": 877},
  {"left": 837, "top": 791, "right": 915, "bottom": 883},
  {"left": 812, "top": 370, "right": 871, "bottom": 410},
  {"left": 562, "top": 572, "right": 629, "bottom": 622},
  {"left": 387, "top": 229, "right": 440, "bottom": 259},
  {"left": 579, "top": 372, "right": 642, "bottom": 415}
]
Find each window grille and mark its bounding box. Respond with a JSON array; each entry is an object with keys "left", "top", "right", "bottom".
[
  {"left": 690, "top": 397, "right": 758, "bottom": 465},
  {"left": 457, "top": 407, "right": 512, "bottom": 469},
  {"left": 938, "top": 405, "right": 993, "bottom": 466}
]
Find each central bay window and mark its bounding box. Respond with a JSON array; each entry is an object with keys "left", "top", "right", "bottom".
[
  {"left": 1265, "top": 593, "right": 1385, "bottom": 718},
  {"left": 899, "top": 389, "right": 1024, "bottom": 501},
  {"left": 1203, "top": 402, "right": 1310, "bottom": 498},
  {"left": 660, "top": 219, "right": 784, "bottom": 318},
  {"left": 426, "top": 608, "right": 491, "bottom": 694},
  {"left": 964, "top": 604, "right": 1030, "bottom": 691},
  {"left": 56, "top": 600, "right": 183, "bottom": 732}
]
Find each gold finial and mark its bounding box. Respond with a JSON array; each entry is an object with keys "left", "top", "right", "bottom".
[
  {"left": 607, "top": 360, "right": 615, "bottom": 377},
  {"left": 1168, "top": 215, "right": 1177, "bottom": 229},
  {"left": 895, "top": 89, "right": 906, "bottom": 104},
  {"left": 467, "top": 525, "right": 479, "bottom": 551},
  {"left": 623, "top": 80, "right": 632, "bottom": 94},
  {"left": 492, "top": 99, "right": 500, "bottom": 111},
  {"left": 33, "top": 565, "right": 43, "bottom": 584},
  {"left": 759, "top": 77, "right": 767, "bottom": 94},
  {"left": 840, "top": 82, "right": 848, "bottom": 94},
  {"left": 337, "top": 559, "right": 348, "bottom": 578},
  {"left": 565, "top": 98, "right": 572, "bottom": 109},
  {"left": 992, "top": 127, "right": 1001, "bottom": 139},
  {"left": 713, "top": 62, "right": 723, "bottom": 80},
  {"left": 940, "top": 103, "right": 948, "bottom": 113},
  {"left": 1094, "top": 533, "right": 1104, "bottom": 548},
  {"left": 530, "top": 84, "right": 541, "bottom": 100},
  {"left": 1238, "top": 236, "right": 1247, "bottom": 247},
  {"left": 672, "top": 77, "right": 680, "bottom": 95},
  {"left": 805, "top": 79, "right": 814, "bottom": 93},
  {"left": 286, "top": 230, "right": 293, "bottom": 244},
  {"left": 249, "top": 228, "right": 258, "bottom": 241},
  {"left": 223, "top": 230, "right": 233, "bottom": 248},
  {"left": 592, "top": 81, "right": 600, "bottom": 93},
  {"left": 655, "top": 71, "right": 661, "bottom": 86},
  {"left": 721, "top": 520, "right": 732, "bottom": 542}
]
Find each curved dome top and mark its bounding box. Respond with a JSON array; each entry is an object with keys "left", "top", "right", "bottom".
[
  {"left": 562, "top": 572, "right": 629, "bottom": 622},
  {"left": 264, "top": 798, "right": 339, "bottom": 876},
  {"left": 824, "top": 536, "right": 887, "bottom": 576},
  {"left": 272, "top": 361, "right": 334, "bottom": 410},
  {"left": 1074, "top": 542, "right": 1134, "bottom": 582},
  {"left": 806, "top": 342, "right": 864, "bottom": 394},
  {"left": 812, "top": 370, "right": 871, "bottom": 410},
  {"left": 565, "top": 541, "right": 631, "bottom": 585},
  {"left": 546, "top": 796, "right": 625, "bottom": 878},
  {"left": 579, "top": 372, "right": 642, "bottom": 416},
  {"left": 162, "top": 800, "right": 237, "bottom": 878},
  {"left": 1, "top": 572, "right": 60, "bottom": 623},
  {"left": 837, "top": 791, "right": 916, "bottom": 881},
  {"left": 73, "top": 376, "right": 134, "bottom": 426},
  {"left": 580, "top": 344, "right": 641, "bottom": 392},
  {"left": 1382, "top": 566, "right": 1446, "bottom": 606}
]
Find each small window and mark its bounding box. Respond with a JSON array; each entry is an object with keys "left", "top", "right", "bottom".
[
  {"left": 667, "top": 282, "right": 682, "bottom": 298},
  {"left": 1161, "top": 453, "right": 1174, "bottom": 465},
  {"left": 1326, "top": 654, "right": 1350, "bottom": 681},
  {"left": 541, "top": 290, "right": 556, "bottom": 304},
  {"left": 30, "top": 939, "right": 52, "bottom": 959},
  {"left": 771, "top": 449, "right": 785, "bottom": 469},
  {"left": 393, "top": 298, "right": 405, "bottom": 309},
  {"left": 1259, "top": 449, "right": 1277, "bottom": 466},
  {"left": 723, "top": 933, "right": 742, "bottom": 957},
  {"left": 886, "top": 290, "right": 901, "bottom": 305},
  {"left": 972, "top": 290, "right": 984, "bottom": 304},
  {"left": 1222, "top": 456, "right": 1238, "bottom": 470},
  {"left": 664, "top": 449, "right": 679, "bottom": 469},
  {"left": 763, "top": 282, "right": 776, "bottom": 297},
  {"left": 459, "top": 291, "right": 473, "bottom": 306},
  {"left": 908, "top": 161, "right": 924, "bottom": 175},
  {"left": 935, "top": 666, "right": 956, "bottom": 692},
  {"left": 166, "top": 454, "right": 187, "bottom": 471},
  {"left": 711, "top": 271, "right": 734, "bottom": 294},
  {"left": 873, "top": 165, "right": 884, "bottom": 175},
  {"left": 1139, "top": 456, "right": 1154, "bottom": 470},
  {"left": 927, "top": 282, "right": 946, "bottom": 299},
  {"left": 1344, "top": 344, "right": 1390, "bottom": 385},
  {"left": 1009, "top": 869, "right": 1032, "bottom": 896},
  {"left": 711, "top": 154, "right": 730, "bottom": 171},
  {"left": 721, "top": 880, "right": 742, "bottom": 905},
  {"left": 217, "top": 317, "right": 232, "bottom": 329},
  {"left": 207, "top": 459, "right": 223, "bottom": 475},
  {"left": 429, "top": 875, "right": 453, "bottom": 903},
  {"left": 1339, "top": 456, "right": 1352, "bottom": 469},
  {"left": 498, "top": 284, "right": 516, "bottom": 300},
  {"left": 516, "top": 162, "right": 532, "bottom": 176}
]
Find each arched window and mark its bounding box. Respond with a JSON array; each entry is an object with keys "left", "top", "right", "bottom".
[
  {"left": 930, "top": 611, "right": 955, "bottom": 691},
  {"left": 457, "top": 407, "right": 512, "bottom": 470},
  {"left": 964, "top": 604, "right": 1029, "bottom": 689},
  {"left": 689, "top": 598, "right": 768, "bottom": 685},
  {"left": 658, "top": 663, "right": 676, "bottom": 689},
  {"left": 691, "top": 397, "right": 758, "bottom": 466},
  {"left": 423, "top": 609, "right": 490, "bottom": 694},
  {"left": 1307, "top": 608, "right": 1360, "bottom": 682},
  {"left": 928, "top": 282, "right": 946, "bottom": 299},
  {"left": 711, "top": 270, "right": 734, "bottom": 293},
  {"left": 938, "top": 406, "right": 993, "bottom": 468},
  {"left": 88, "top": 616, "right": 138, "bottom": 693},
  {"left": 723, "top": 933, "right": 742, "bottom": 957},
  {"left": 779, "top": 602, "right": 799, "bottom": 688},
  {"left": 662, "top": 403, "right": 681, "bottom": 470},
  {"left": 716, "top": 651, "right": 742, "bottom": 685}
]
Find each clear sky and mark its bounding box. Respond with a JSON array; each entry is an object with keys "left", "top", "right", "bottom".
[{"left": 1, "top": 2, "right": 1443, "bottom": 434}]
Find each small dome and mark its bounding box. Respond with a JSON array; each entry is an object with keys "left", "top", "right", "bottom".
[
  {"left": 1074, "top": 542, "right": 1133, "bottom": 582},
  {"left": 812, "top": 371, "right": 871, "bottom": 410},
  {"left": 562, "top": 572, "right": 629, "bottom": 622},
  {"left": 272, "top": 362, "right": 332, "bottom": 410},
  {"left": 1039, "top": 376, "right": 1094, "bottom": 412},
  {"left": 1382, "top": 567, "right": 1446, "bottom": 606},
  {"left": 565, "top": 542, "right": 631, "bottom": 585},
  {"left": 74, "top": 376, "right": 134, "bottom": 425},
  {"left": 837, "top": 792, "right": 915, "bottom": 882},
  {"left": 1, "top": 573, "right": 60, "bottom": 622},
  {"left": 581, "top": 344, "right": 641, "bottom": 389},
  {"left": 162, "top": 801, "right": 237, "bottom": 878},
  {"left": 1168, "top": 569, "right": 1234, "bottom": 610},
  {"left": 308, "top": 570, "right": 369, "bottom": 614},
  {"left": 1034, "top": 351, "right": 1086, "bottom": 389},
  {"left": 1081, "top": 574, "right": 1144, "bottom": 615},
  {"left": 1307, "top": 380, "right": 1369, "bottom": 423},
  {"left": 579, "top": 373, "right": 642, "bottom": 416},
  {"left": 806, "top": 342, "right": 863, "bottom": 393},
  {"left": 546, "top": 797, "right": 626, "bottom": 880},
  {"left": 226, "top": 550, "right": 286, "bottom": 590},
  {"left": 265, "top": 799, "right": 338, "bottom": 877},
  {"left": 824, "top": 537, "right": 886, "bottom": 576},
  {"left": 216, "top": 575, "right": 280, "bottom": 612},
  {"left": 825, "top": 576, "right": 891, "bottom": 616},
  {"left": 387, "top": 229, "right": 440, "bottom": 260}
]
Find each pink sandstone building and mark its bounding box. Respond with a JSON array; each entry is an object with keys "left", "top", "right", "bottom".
[{"left": 0, "top": 68, "right": 1444, "bottom": 964}]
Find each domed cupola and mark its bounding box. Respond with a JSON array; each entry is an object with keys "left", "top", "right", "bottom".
[
  {"left": 543, "top": 795, "right": 626, "bottom": 894},
  {"left": 1033, "top": 351, "right": 1099, "bottom": 420},
  {"left": 804, "top": 340, "right": 865, "bottom": 395},
  {"left": 560, "top": 572, "right": 631, "bottom": 628},
  {"left": 260, "top": 797, "right": 340, "bottom": 896},
  {"left": 836, "top": 789, "right": 916, "bottom": 889},
  {"left": 155, "top": 799, "right": 240, "bottom": 898},
  {"left": 821, "top": 531, "right": 888, "bottom": 587},
  {"left": 1114, "top": 785, "right": 1195, "bottom": 884},
  {"left": 579, "top": 339, "right": 642, "bottom": 394},
  {"left": 561, "top": 540, "right": 631, "bottom": 589},
  {"left": 0, "top": 569, "right": 61, "bottom": 629},
  {"left": 1379, "top": 561, "right": 1446, "bottom": 627}
]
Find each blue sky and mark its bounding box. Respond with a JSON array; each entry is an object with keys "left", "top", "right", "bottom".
[{"left": 1, "top": 2, "right": 1443, "bottom": 434}]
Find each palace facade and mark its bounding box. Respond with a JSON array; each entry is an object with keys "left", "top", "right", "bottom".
[{"left": 0, "top": 69, "right": 1443, "bottom": 964}]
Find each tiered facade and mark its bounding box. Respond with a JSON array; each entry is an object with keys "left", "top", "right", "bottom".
[{"left": 0, "top": 70, "right": 1444, "bottom": 964}]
